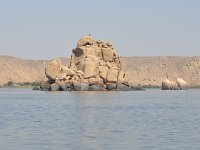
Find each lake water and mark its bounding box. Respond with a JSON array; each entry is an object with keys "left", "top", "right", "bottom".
[{"left": 0, "top": 89, "right": 200, "bottom": 150}]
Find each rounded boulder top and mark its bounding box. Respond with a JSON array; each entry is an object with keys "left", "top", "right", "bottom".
[{"left": 77, "top": 35, "right": 94, "bottom": 47}]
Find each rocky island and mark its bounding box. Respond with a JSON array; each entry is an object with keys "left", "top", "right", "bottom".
[{"left": 40, "top": 35, "right": 143, "bottom": 91}]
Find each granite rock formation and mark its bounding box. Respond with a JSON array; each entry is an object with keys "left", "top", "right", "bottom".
[
  {"left": 161, "top": 78, "right": 188, "bottom": 90},
  {"left": 42, "top": 35, "right": 142, "bottom": 91}
]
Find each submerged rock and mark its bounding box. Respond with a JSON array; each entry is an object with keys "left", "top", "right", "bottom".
[
  {"left": 32, "top": 86, "right": 40, "bottom": 90},
  {"left": 50, "top": 83, "right": 59, "bottom": 91}
]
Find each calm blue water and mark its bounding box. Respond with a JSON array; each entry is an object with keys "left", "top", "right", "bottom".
[{"left": 0, "top": 89, "right": 200, "bottom": 150}]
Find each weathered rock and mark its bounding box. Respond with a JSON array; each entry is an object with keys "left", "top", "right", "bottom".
[
  {"left": 106, "top": 61, "right": 112, "bottom": 68},
  {"left": 88, "top": 85, "right": 101, "bottom": 91},
  {"left": 42, "top": 35, "right": 133, "bottom": 91},
  {"left": 161, "top": 78, "right": 188, "bottom": 90},
  {"left": 116, "top": 83, "right": 130, "bottom": 91},
  {"left": 77, "top": 35, "right": 94, "bottom": 47},
  {"left": 106, "top": 42, "right": 112, "bottom": 47},
  {"left": 57, "top": 73, "right": 66, "bottom": 80},
  {"left": 76, "top": 70, "right": 84, "bottom": 76},
  {"left": 99, "top": 60, "right": 106, "bottom": 66},
  {"left": 32, "top": 86, "right": 40, "bottom": 90},
  {"left": 102, "top": 48, "right": 114, "bottom": 61},
  {"left": 88, "top": 78, "right": 100, "bottom": 85},
  {"left": 162, "top": 79, "right": 179, "bottom": 90},
  {"left": 73, "top": 80, "right": 81, "bottom": 91},
  {"left": 45, "top": 59, "right": 61, "bottom": 80},
  {"left": 117, "top": 70, "right": 125, "bottom": 83},
  {"left": 106, "top": 68, "right": 118, "bottom": 83},
  {"left": 82, "top": 46, "right": 96, "bottom": 56},
  {"left": 61, "top": 65, "right": 76, "bottom": 76},
  {"left": 40, "top": 81, "right": 50, "bottom": 91},
  {"left": 82, "top": 59, "right": 98, "bottom": 79},
  {"left": 176, "top": 78, "right": 188, "bottom": 90},
  {"left": 56, "top": 81, "right": 67, "bottom": 91},
  {"left": 107, "top": 83, "right": 117, "bottom": 90},
  {"left": 80, "top": 83, "right": 89, "bottom": 91},
  {"left": 50, "top": 83, "right": 59, "bottom": 91},
  {"left": 99, "top": 66, "right": 108, "bottom": 80}
]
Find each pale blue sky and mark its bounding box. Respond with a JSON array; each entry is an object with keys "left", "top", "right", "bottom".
[{"left": 0, "top": 0, "right": 200, "bottom": 59}]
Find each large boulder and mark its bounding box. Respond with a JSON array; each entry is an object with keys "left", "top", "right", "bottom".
[
  {"left": 56, "top": 81, "right": 68, "bottom": 91},
  {"left": 82, "top": 58, "right": 99, "bottom": 79},
  {"left": 162, "top": 78, "right": 188, "bottom": 90},
  {"left": 40, "top": 81, "right": 50, "bottom": 91},
  {"left": 106, "top": 68, "right": 119, "bottom": 83},
  {"left": 45, "top": 59, "right": 61, "bottom": 80},
  {"left": 80, "top": 83, "right": 89, "bottom": 91},
  {"left": 77, "top": 35, "right": 94, "bottom": 47},
  {"left": 50, "top": 83, "right": 59, "bottom": 91},
  {"left": 107, "top": 83, "right": 117, "bottom": 90},
  {"left": 101, "top": 48, "right": 114, "bottom": 62},
  {"left": 176, "top": 78, "right": 188, "bottom": 90},
  {"left": 61, "top": 65, "right": 75, "bottom": 76},
  {"left": 162, "top": 79, "right": 179, "bottom": 90},
  {"left": 116, "top": 83, "right": 130, "bottom": 91},
  {"left": 73, "top": 80, "right": 81, "bottom": 91},
  {"left": 117, "top": 70, "right": 125, "bottom": 83},
  {"left": 99, "top": 66, "right": 108, "bottom": 80}
]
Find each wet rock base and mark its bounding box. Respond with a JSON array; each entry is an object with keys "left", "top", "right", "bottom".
[{"left": 40, "top": 80, "right": 145, "bottom": 91}]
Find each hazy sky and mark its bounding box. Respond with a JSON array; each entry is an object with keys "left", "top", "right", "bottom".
[{"left": 0, "top": 0, "right": 200, "bottom": 59}]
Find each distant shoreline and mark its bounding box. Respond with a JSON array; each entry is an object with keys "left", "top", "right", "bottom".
[{"left": 1, "top": 55, "right": 200, "bottom": 87}]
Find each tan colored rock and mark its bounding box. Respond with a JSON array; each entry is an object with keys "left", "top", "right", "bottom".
[
  {"left": 118, "top": 70, "right": 125, "bottom": 83},
  {"left": 102, "top": 43, "right": 108, "bottom": 48},
  {"left": 106, "top": 61, "right": 112, "bottom": 68},
  {"left": 176, "top": 78, "right": 188, "bottom": 89},
  {"left": 88, "top": 78, "right": 101, "bottom": 85},
  {"left": 99, "top": 60, "right": 106, "bottom": 66},
  {"left": 45, "top": 58, "right": 61, "bottom": 80},
  {"left": 106, "top": 42, "right": 112, "bottom": 47},
  {"left": 107, "top": 68, "right": 119, "bottom": 83},
  {"left": 99, "top": 66, "right": 108, "bottom": 80},
  {"left": 85, "top": 55, "right": 99, "bottom": 62},
  {"left": 63, "top": 67, "right": 76, "bottom": 76},
  {"left": 82, "top": 59, "right": 99, "bottom": 79},
  {"left": 57, "top": 73, "right": 66, "bottom": 80},
  {"left": 79, "top": 46, "right": 96, "bottom": 56},
  {"left": 43, "top": 35, "right": 129, "bottom": 91},
  {"left": 162, "top": 79, "right": 178, "bottom": 90},
  {"left": 95, "top": 48, "right": 102, "bottom": 57},
  {"left": 102, "top": 48, "right": 114, "bottom": 61},
  {"left": 76, "top": 70, "right": 84, "bottom": 76},
  {"left": 77, "top": 35, "right": 94, "bottom": 47},
  {"left": 73, "top": 75, "right": 80, "bottom": 81}
]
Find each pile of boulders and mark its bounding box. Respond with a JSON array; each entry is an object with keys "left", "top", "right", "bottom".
[
  {"left": 161, "top": 78, "right": 188, "bottom": 90},
  {"left": 40, "top": 35, "right": 143, "bottom": 91}
]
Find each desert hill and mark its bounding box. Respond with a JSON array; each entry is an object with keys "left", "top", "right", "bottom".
[
  {"left": 0, "top": 55, "right": 200, "bottom": 87},
  {"left": 0, "top": 55, "right": 69, "bottom": 85}
]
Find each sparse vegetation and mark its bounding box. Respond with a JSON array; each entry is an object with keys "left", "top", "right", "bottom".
[{"left": 3, "top": 81, "right": 40, "bottom": 88}]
